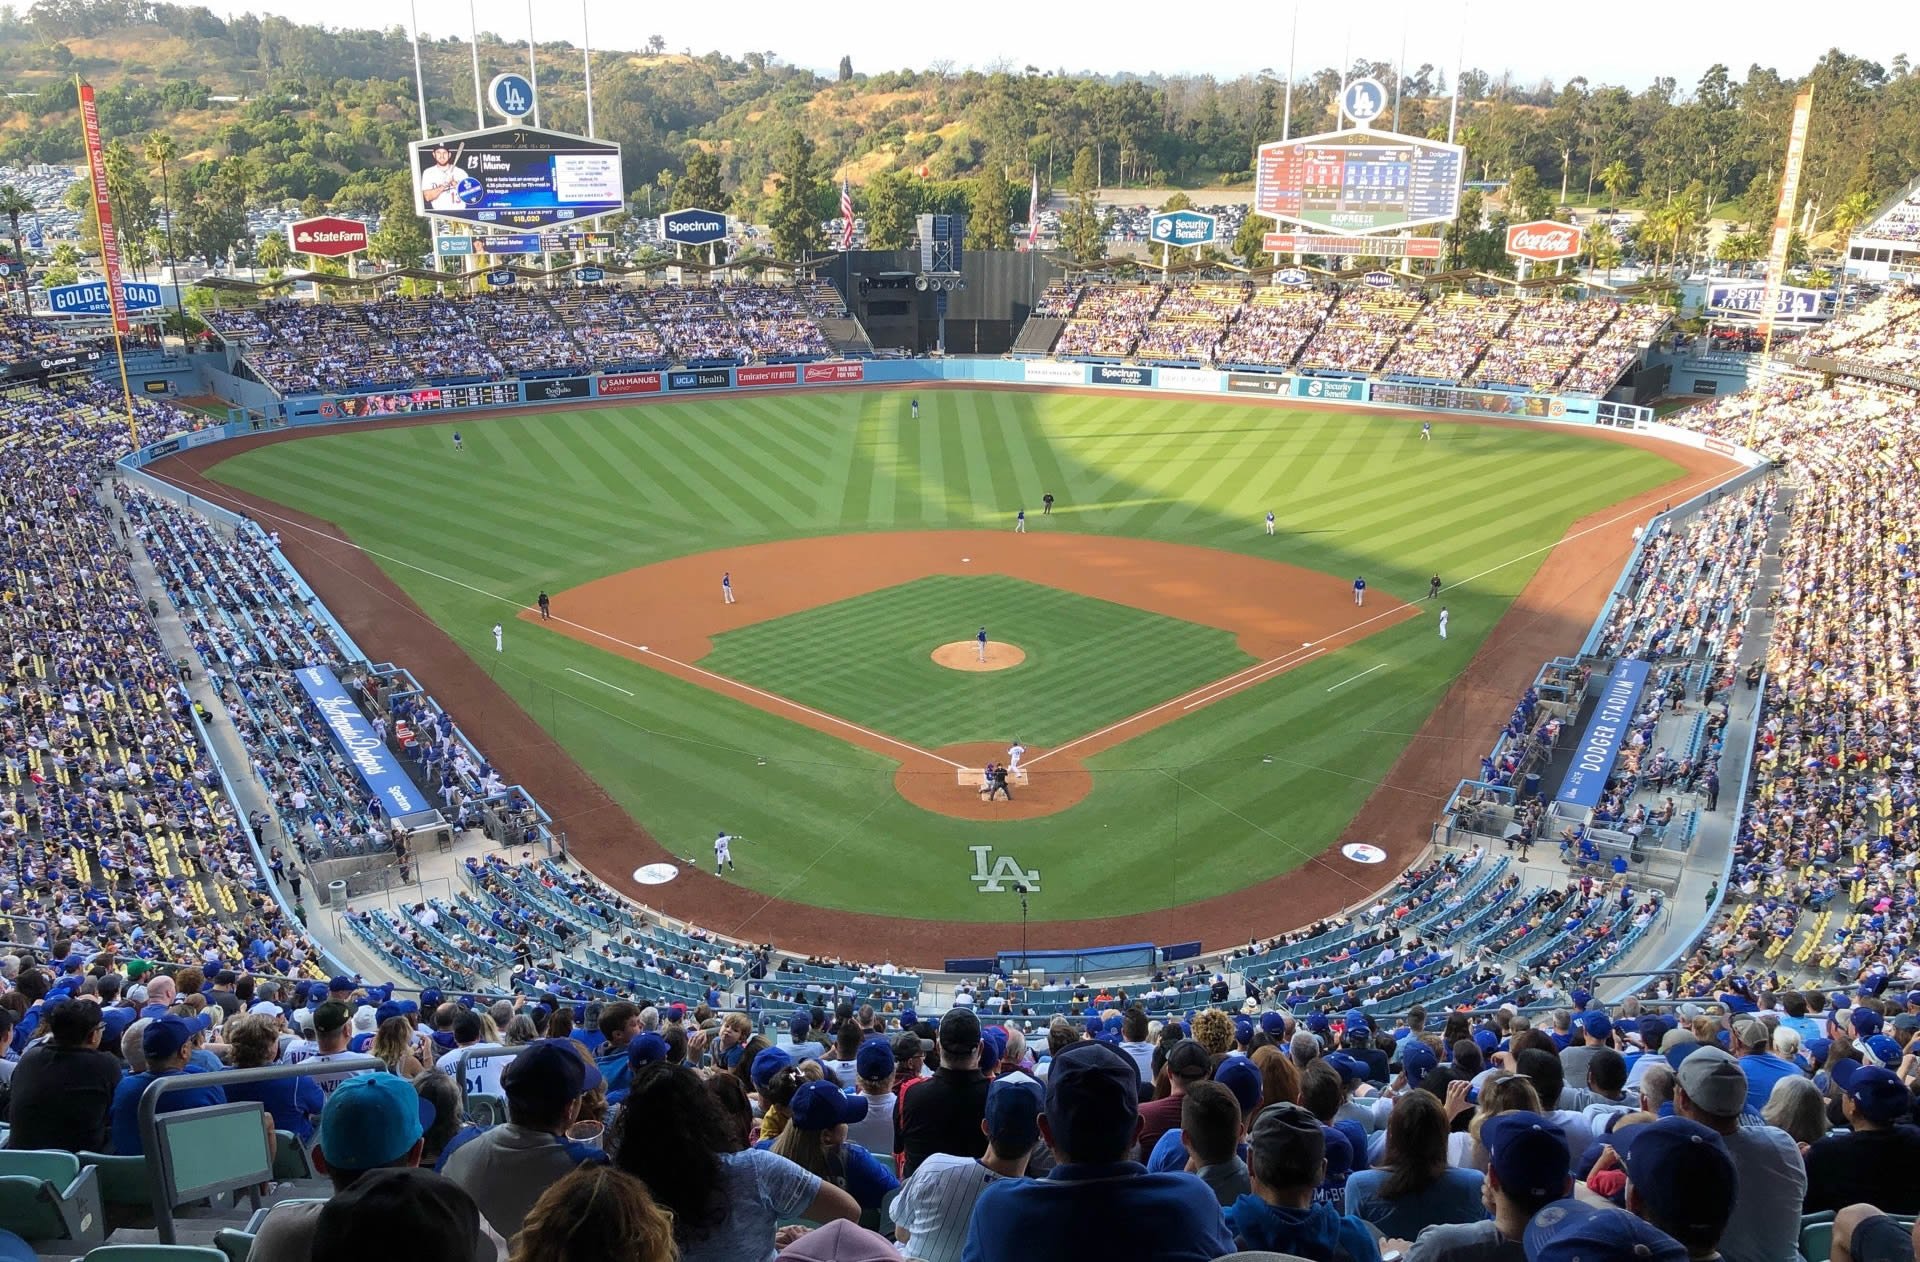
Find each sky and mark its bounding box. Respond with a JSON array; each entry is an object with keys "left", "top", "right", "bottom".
[{"left": 228, "top": 0, "right": 1914, "bottom": 89}]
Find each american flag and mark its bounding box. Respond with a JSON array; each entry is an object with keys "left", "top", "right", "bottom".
[
  {"left": 1027, "top": 170, "right": 1041, "bottom": 247},
  {"left": 839, "top": 177, "right": 855, "bottom": 251}
]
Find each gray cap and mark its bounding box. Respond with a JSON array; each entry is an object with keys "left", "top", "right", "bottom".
[{"left": 1675, "top": 1045, "right": 1747, "bottom": 1116}]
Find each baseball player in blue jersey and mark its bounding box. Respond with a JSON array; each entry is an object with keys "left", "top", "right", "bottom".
[
  {"left": 1015, "top": 508, "right": 1026, "bottom": 533},
  {"left": 722, "top": 571, "right": 735, "bottom": 605},
  {"left": 911, "top": 398, "right": 919, "bottom": 419},
  {"left": 1421, "top": 421, "right": 1432, "bottom": 442},
  {"left": 1266, "top": 510, "right": 1276, "bottom": 536},
  {"left": 976, "top": 626, "right": 989, "bottom": 662},
  {"left": 1353, "top": 576, "right": 1367, "bottom": 607}
]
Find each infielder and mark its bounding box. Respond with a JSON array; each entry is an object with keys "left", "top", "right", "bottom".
[
  {"left": 1420, "top": 421, "right": 1432, "bottom": 442},
  {"left": 713, "top": 830, "right": 736, "bottom": 873},
  {"left": 1352, "top": 576, "right": 1366, "bottom": 607},
  {"left": 1438, "top": 606, "right": 1449, "bottom": 639},
  {"left": 1007, "top": 740, "right": 1026, "bottom": 772},
  {"left": 1015, "top": 508, "right": 1026, "bottom": 533},
  {"left": 492, "top": 623, "right": 503, "bottom": 652},
  {"left": 976, "top": 625, "right": 989, "bottom": 662},
  {"left": 1266, "top": 510, "right": 1276, "bottom": 536},
  {"left": 722, "top": 571, "right": 735, "bottom": 604}
]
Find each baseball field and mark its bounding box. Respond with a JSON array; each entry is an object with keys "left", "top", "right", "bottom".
[{"left": 190, "top": 388, "right": 1703, "bottom": 944}]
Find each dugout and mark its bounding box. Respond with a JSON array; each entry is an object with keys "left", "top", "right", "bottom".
[{"left": 828, "top": 249, "right": 1063, "bottom": 355}]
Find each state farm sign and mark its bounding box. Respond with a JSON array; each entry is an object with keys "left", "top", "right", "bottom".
[
  {"left": 1505, "top": 220, "right": 1583, "bottom": 263},
  {"left": 287, "top": 216, "right": 370, "bottom": 258}
]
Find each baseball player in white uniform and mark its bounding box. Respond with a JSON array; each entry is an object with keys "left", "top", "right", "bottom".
[
  {"left": 1007, "top": 740, "right": 1026, "bottom": 772},
  {"left": 722, "top": 572, "right": 735, "bottom": 604},
  {"left": 1438, "top": 607, "right": 1449, "bottom": 639},
  {"left": 492, "top": 623, "right": 503, "bottom": 652},
  {"left": 1266, "top": 510, "right": 1276, "bottom": 536},
  {"left": 713, "top": 830, "right": 736, "bottom": 873}
]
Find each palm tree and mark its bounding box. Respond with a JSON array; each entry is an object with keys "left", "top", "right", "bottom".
[
  {"left": 144, "top": 132, "right": 182, "bottom": 324},
  {"left": 1827, "top": 190, "right": 1877, "bottom": 319},
  {"left": 1598, "top": 160, "right": 1631, "bottom": 208},
  {"left": 0, "top": 184, "right": 34, "bottom": 314}
]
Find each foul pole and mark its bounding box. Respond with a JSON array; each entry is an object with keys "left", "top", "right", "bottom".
[
  {"left": 75, "top": 77, "right": 139, "bottom": 451},
  {"left": 525, "top": 0, "right": 542, "bottom": 128},
  {"left": 581, "top": 0, "right": 596, "bottom": 137},
  {"left": 407, "top": 0, "right": 429, "bottom": 139}
]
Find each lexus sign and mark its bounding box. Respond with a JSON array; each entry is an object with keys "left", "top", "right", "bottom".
[
  {"left": 1504, "top": 220, "right": 1583, "bottom": 263},
  {"left": 288, "top": 216, "right": 370, "bottom": 258}
]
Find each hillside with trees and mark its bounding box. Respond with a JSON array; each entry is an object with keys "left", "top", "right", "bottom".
[{"left": 0, "top": 0, "right": 1915, "bottom": 266}]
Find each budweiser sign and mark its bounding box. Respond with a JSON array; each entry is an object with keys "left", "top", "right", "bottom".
[
  {"left": 1505, "top": 220, "right": 1583, "bottom": 262},
  {"left": 287, "top": 216, "right": 370, "bottom": 258}
]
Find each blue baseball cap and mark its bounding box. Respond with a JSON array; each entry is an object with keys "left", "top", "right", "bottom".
[
  {"left": 1343, "top": 1009, "right": 1369, "bottom": 1035},
  {"left": 1260, "top": 1011, "right": 1288, "bottom": 1038},
  {"left": 141, "top": 1016, "right": 197, "bottom": 1061},
  {"left": 1044, "top": 1041, "right": 1141, "bottom": 1158},
  {"left": 789, "top": 1080, "right": 868, "bottom": 1131},
  {"left": 1850, "top": 1008, "right": 1884, "bottom": 1037},
  {"left": 1570, "top": 988, "right": 1593, "bottom": 1010},
  {"left": 1614, "top": 1116, "right": 1737, "bottom": 1241},
  {"left": 1215, "top": 1056, "right": 1263, "bottom": 1115},
  {"left": 1867, "top": 1035, "right": 1904, "bottom": 1065},
  {"left": 503, "top": 1038, "right": 603, "bottom": 1104},
  {"left": 855, "top": 1039, "right": 895, "bottom": 1081},
  {"left": 318, "top": 1073, "right": 434, "bottom": 1170},
  {"left": 627, "top": 1033, "right": 670, "bottom": 1069},
  {"left": 984, "top": 1070, "right": 1043, "bottom": 1149},
  {"left": 1524, "top": 1199, "right": 1687, "bottom": 1262},
  {"left": 788, "top": 1012, "right": 811, "bottom": 1039},
  {"left": 1233, "top": 1016, "right": 1254, "bottom": 1046},
  {"left": 328, "top": 976, "right": 355, "bottom": 994},
  {"left": 751, "top": 1045, "right": 794, "bottom": 1088},
  {"left": 420, "top": 989, "right": 443, "bottom": 1008},
  {"left": 1803, "top": 1037, "right": 1833, "bottom": 1065},
  {"left": 1483, "top": 1111, "right": 1571, "bottom": 1202},
  {"left": 1307, "top": 1011, "right": 1331, "bottom": 1035},
  {"left": 1402, "top": 1041, "right": 1438, "bottom": 1089},
  {"left": 1581, "top": 1012, "right": 1613, "bottom": 1042},
  {"left": 1473, "top": 1027, "right": 1500, "bottom": 1054},
  {"left": 375, "top": 1001, "right": 405, "bottom": 1025},
  {"left": 1324, "top": 1052, "right": 1368, "bottom": 1084},
  {"left": 1833, "top": 1061, "right": 1914, "bottom": 1125},
  {"left": 981, "top": 1024, "right": 1008, "bottom": 1066}
]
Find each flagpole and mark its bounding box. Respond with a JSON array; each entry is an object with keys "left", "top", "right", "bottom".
[
  {"left": 581, "top": 0, "right": 596, "bottom": 138},
  {"left": 1281, "top": 0, "right": 1298, "bottom": 141},
  {"left": 1393, "top": 2, "right": 1408, "bottom": 132},
  {"left": 408, "top": 0, "right": 429, "bottom": 140},
  {"left": 525, "top": 0, "right": 541, "bottom": 129},
  {"left": 468, "top": 0, "right": 485, "bottom": 129},
  {"left": 1448, "top": 0, "right": 1467, "bottom": 145}
]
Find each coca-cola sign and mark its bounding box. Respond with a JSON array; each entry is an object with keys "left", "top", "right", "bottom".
[{"left": 1505, "top": 220, "right": 1584, "bottom": 262}]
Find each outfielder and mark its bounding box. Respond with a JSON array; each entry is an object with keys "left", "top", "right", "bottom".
[
  {"left": 1438, "top": 606, "right": 1450, "bottom": 639},
  {"left": 1266, "top": 510, "right": 1276, "bottom": 536},
  {"left": 911, "top": 398, "right": 920, "bottom": 419},
  {"left": 492, "top": 623, "right": 503, "bottom": 652},
  {"left": 713, "top": 830, "right": 736, "bottom": 873},
  {"left": 722, "top": 571, "right": 735, "bottom": 604},
  {"left": 976, "top": 625, "right": 989, "bottom": 662},
  {"left": 452, "top": 431, "right": 463, "bottom": 451},
  {"left": 1420, "top": 421, "right": 1432, "bottom": 442},
  {"left": 1015, "top": 508, "right": 1026, "bottom": 533},
  {"left": 1352, "top": 576, "right": 1366, "bottom": 607}
]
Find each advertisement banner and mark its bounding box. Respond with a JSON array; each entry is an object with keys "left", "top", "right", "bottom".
[
  {"left": 76, "top": 82, "right": 129, "bottom": 335},
  {"left": 1263, "top": 233, "right": 1444, "bottom": 258},
  {"left": 668, "top": 368, "right": 732, "bottom": 391},
  {"left": 1504, "top": 220, "right": 1584, "bottom": 263},
  {"left": 1554, "top": 659, "right": 1652, "bottom": 809},
  {"left": 735, "top": 364, "right": 799, "bottom": 388},
  {"left": 484, "top": 269, "right": 516, "bottom": 286},
  {"left": 287, "top": 216, "right": 370, "bottom": 258},
  {"left": 409, "top": 124, "right": 625, "bottom": 230},
  {"left": 47, "top": 280, "right": 163, "bottom": 315},
  {"left": 435, "top": 235, "right": 474, "bottom": 256},
  {"left": 1705, "top": 281, "right": 1823, "bottom": 320},
  {"left": 576, "top": 266, "right": 605, "bottom": 283},
  {"left": 1156, "top": 367, "right": 1224, "bottom": 392},
  {"left": 803, "top": 361, "right": 866, "bottom": 384},
  {"left": 1149, "top": 210, "right": 1218, "bottom": 249},
  {"left": 1294, "top": 377, "right": 1367, "bottom": 402},
  {"left": 1760, "top": 90, "right": 1815, "bottom": 337},
  {"left": 1090, "top": 364, "right": 1155, "bottom": 388},
  {"left": 524, "top": 376, "right": 591, "bottom": 402},
  {"left": 1023, "top": 361, "right": 1086, "bottom": 385},
  {"left": 294, "top": 666, "right": 432, "bottom": 816},
  {"left": 658, "top": 207, "right": 729, "bottom": 247},
  {"left": 0, "top": 347, "right": 105, "bottom": 383},
  {"left": 1226, "top": 372, "right": 1286, "bottom": 395},
  {"left": 599, "top": 372, "right": 663, "bottom": 396}
]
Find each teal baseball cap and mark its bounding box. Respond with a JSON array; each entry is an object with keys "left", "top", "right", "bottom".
[{"left": 317, "top": 1073, "right": 434, "bottom": 1171}]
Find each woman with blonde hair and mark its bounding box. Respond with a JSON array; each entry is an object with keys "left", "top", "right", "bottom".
[
  {"left": 1763, "top": 1074, "right": 1831, "bottom": 1150},
  {"left": 372, "top": 1015, "right": 426, "bottom": 1078},
  {"left": 510, "top": 1164, "right": 678, "bottom": 1262},
  {"left": 222, "top": 1013, "right": 326, "bottom": 1143},
  {"left": 1446, "top": 1073, "right": 1542, "bottom": 1170}
]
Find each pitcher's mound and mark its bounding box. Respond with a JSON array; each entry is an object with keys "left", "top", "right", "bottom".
[{"left": 932, "top": 641, "right": 1025, "bottom": 671}]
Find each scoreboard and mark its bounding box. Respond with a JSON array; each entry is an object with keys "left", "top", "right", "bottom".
[{"left": 1256, "top": 128, "right": 1465, "bottom": 236}]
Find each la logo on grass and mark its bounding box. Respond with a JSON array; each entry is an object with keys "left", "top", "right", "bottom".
[{"left": 970, "top": 846, "right": 1039, "bottom": 894}]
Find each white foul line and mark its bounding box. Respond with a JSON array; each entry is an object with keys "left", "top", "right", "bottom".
[
  {"left": 565, "top": 667, "right": 635, "bottom": 697},
  {"left": 1326, "top": 663, "right": 1388, "bottom": 692},
  {"left": 1185, "top": 648, "right": 1326, "bottom": 709}
]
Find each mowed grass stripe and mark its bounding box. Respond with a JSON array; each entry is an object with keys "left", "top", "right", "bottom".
[
  {"left": 670, "top": 405, "right": 825, "bottom": 526},
  {"left": 643, "top": 413, "right": 804, "bottom": 529}
]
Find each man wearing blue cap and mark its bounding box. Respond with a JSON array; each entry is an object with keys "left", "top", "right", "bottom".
[
  {"left": 1406, "top": 1111, "right": 1573, "bottom": 1262},
  {"left": 107, "top": 1016, "right": 227, "bottom": 1155},
  {"left": 961, "top": 1041, "right": 1236, "bottom": 1262},
  {"left": 893, "top": 1072, "right": 1042, "bottom": 1262},
  {"left": 1225, "top": 1101, "right": 1380, "bottom": 1260},
  {"left": 1524, "top": 1200, "right": 1687, "bottom": 1262},
  {"left": 1806, "top": 1063, "right": 1920, "bottom": 1214},
  {"left": 253, "top": 1073, "right": 506, "bottom": 1262},
  {"left": 1611, "top": 1115, "right": 1739, "bottom": 1259},
  {"left": 442, "top": 1038, "right": 606, "bottom": 1238},
  {"left": 1561, "top": 1011, "right": 1614, "bottom": 1092}
]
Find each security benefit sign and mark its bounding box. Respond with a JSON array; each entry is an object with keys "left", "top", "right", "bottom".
[
  {"left": 1149, "top": 209, "right": 1218, "bottom": 249},
  {"left": 1554, "top": 659, "right": 1652, "bottom": 809},
  {"left": 410, "top": 124, "right": 625, "bottom": 230},
  {"left": 293, "top": 665, "right": 432, "bottom": 816}
]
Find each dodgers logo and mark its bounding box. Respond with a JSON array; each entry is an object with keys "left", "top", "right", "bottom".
[{"left": 970, "top": 846, "right": 1040, "bottom": 894}]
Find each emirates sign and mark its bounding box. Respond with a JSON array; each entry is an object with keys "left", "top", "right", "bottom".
[
  {"left": 1505, "top": 220, "right": 1583, "bottom": 263},
  {"left": 287, "top": 216, "right": 370, "bottom": 258}
]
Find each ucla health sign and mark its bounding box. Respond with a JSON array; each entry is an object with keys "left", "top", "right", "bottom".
[
  {"left": 293, "top": 666, "right": 431, "bottom": 816},
  {"left": 1555, "top": 659, "right": 1652, "bottom": 809},
  {"left": 1149, "top": 209, "right": 1218, "bottom": 249},
  {"left": 47, "top": 280, "right": 163, "bottom": 315},
  {"left": 659, "top": 207, "right": 728, "bottom": 247}
]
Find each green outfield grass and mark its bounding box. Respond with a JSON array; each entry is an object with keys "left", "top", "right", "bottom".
[
  {"left": 205, "top": 390, "right": 1686, "bottom": 923},
  {"left": 703, "top": 574, "right": 1255, "bottom": 749}
]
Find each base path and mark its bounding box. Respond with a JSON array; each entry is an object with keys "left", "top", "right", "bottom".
[
  {"left": 933, "top": 641, "right": 1025, "bottom": 671},
  {"left": 148, "top": 402, "right": 1741, "bottom": 964}
]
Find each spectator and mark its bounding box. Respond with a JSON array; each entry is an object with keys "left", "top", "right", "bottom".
[
  {"left": 1174, "top": 1077, "right": 1251, "bottom": 1205},
  {"left": 1522, "top": 1201, "right": 1688, "bottom": 1262},
  {"left": 891, "top": 1073, "right": 1042, "bottom": 1262},
  {"left": 1225, "top": 1101, "right": 1380, "bottom": 1261},
  {"left": 1614, "top": 1116, "right": 1740, "bottom": 1260},
  {"left": 1805, "top": 1064, "right": 1920, "bottom": 1213},
  {"left": 612, "top": 1061, "right": 858, "bottom": 1262},
  {"left": 310, "top": 1166, "right": 487, "bottom": 1262},
  {"left": 1345, "top": 1090, "right": 1486, "bottom": 1238},
  {"left": 898, "top": 1008, "right": 991, "bottom": 1176},
  {"left": 508, "top": 1165, "right": 678, "bottom": 1262},
  {"left": 251, "top": 1072, "right": 508, "bottom": 1261},
  {"left": 373, "top": 1014, "right": 428, "bottom": 1078},
  {"left": 961, "top": 1041, "right": 1236, "bottom": 1262},
  {"left": 844, "top": 1038, "right": 896, "bottom": 1154},
  {"left": 1407, "top": 1110, "right": 1573, "bottom": 1262},
  {"left": 442, "top": 1038, "right": 608, "bottom": 1239},
  {"left": 1761, "top": 1076, "right": 1831, "bottom": 1150},
  {"left": 1665, "top": 1046, "right": 1804, "bottom": 1262},
  {"left": 1139, "top": 1038, "right": 1211, "bottom": 1155},
  {"left": 286, "top": 1000, "right": 374, "bottom": 1096},
  {"left": 1731, "top": 1018, "right": 1801, "bottom": 1116},
  {"left": 223, "top": 1012, "right": 326, "bottom": 1145},
  {"left": 109, "top": 1016, "right": 224, "bottom": 1155},
  {"left": 766, "top": 1080, "right": 899, "bottom": 1214},
  {"left": 1831, "top": 1204, "right": 1920, "bottom": 1262},
  {"left": 414, "top": 1070, "right": 479, "bottom": 1171},
  {"left": 438, "top": 1008, "right": 510, "bottom": 1099},
  {"left": 3, "top": 999, "right": 120, "bottom": 1153}
]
